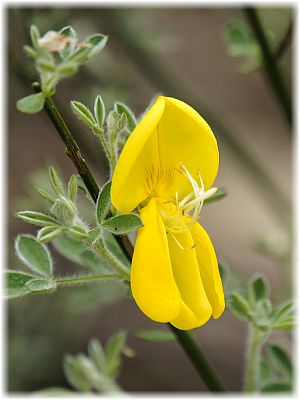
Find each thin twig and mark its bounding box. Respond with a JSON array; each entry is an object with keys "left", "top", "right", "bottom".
[
  {"left": 244, "top": 7, "right": 292, "bottom": 128},
  {"left": 275, "top": 20, "right": 293, "bottom": 60}
]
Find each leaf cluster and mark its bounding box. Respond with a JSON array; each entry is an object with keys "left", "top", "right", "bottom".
[{"left": 17, "top": 25, "right": 108, "bottom": 114}]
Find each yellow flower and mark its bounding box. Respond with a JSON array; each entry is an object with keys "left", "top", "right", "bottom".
[{"left": 111, "top": 96, "right": 225, "bottom": 330}]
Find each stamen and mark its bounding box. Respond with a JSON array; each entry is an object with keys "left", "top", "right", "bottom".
[{"left": 160, "top": 163, "right": 217, "bottom": 239}]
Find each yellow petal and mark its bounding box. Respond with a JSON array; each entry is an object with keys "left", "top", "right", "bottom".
[
  {"left": 131, "top": 198, "right": 181, "bottom": 322},
  {"left": 158, "top": 97, "right": 219, "bottom": 199},
  {"left": 168, "top": 230, "right": 212, "bottom": 330},
  {"left": 111, "top": 97, "right": 165, "bottom": 213},
  {"left": 190, "top": 223, "right": 225, "bottom": 318}
]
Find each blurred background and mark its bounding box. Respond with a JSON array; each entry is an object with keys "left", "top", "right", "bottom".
[{"left": 7, "top": 6, "right": 293, "bottom": 392}]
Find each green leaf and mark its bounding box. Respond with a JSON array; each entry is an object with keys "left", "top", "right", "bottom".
[
  {"left": 96, "top": 181, "right": 112, "bottom": 223},
  {"left": 71, "top": 101, "right": 96, "bottom": 127},
  {"left": 68, "top": 175, "right": 78, "bottom": 203},
  {"left": 36, "top": 186, "right": 56, "bottom": 203},
  {"left": 25, "top": 278, "right": 56, "bottom": 294},
  {"left": 88, "top": 339, "right": 106, "bottom": 371},
  {"left": 4, "top": 270, "right": 35, "bottom": 299},
  {"left": 57, "top": 63, "right": 78, "bottom": 78},
  {"left": 261, "top": 382, "right": 292, "bottom": 392},
  {"left": 23, "top": 45, "right": 37, "bottom": 58},
  {"left": 105, "top": 330, "right": 126, "bottom": 377},
  {"left": 102, "top": 213, "right": 143, "bottom": 235},
  {"left": 16, "top": 211, "right": 60, "bottom": 227},
  {"left": 115, "top": 102, "right": 137, "bottom": 132},
  {"left": 37, "top": 226, "right": 64, "bottom": 243},
  {"left": 87, "top": 34, "right": 108, "bottom": 57},
  {"left": 267, "top": 344, "right": 293, "bottom": 377},
  {"left": 136, "top": 330, "right": 175, "bottom": 343},
  {"left": 227, "top": 293, "right": 251, "bottom": 321},
  {"left": 249, "top": 275, "right": 269, "bottom": 303},
  {"left": 260, "top": 361, "right": 273, "bottom": 384},
  {"left": 69, "top": 226, "right": 88, "bottom": 239},
  {"left": 15, "top": 234, "right": 53, "bottom": 278},
  {"left": 16, "top": 93, "right": 45, "bottom": 114},
  {"left": 63, "top": 355, "right": 91, "bottom": 392},
  {"left": 49, "top": 166, "right": 64, "bottom": 196},
  {"left": 53, "top": 234, "right": 88, "bottom": 265},
  {"left": 271, "top": 300, "right": 294, "bottom": 322},
  {"left": 94, "top": 95, "right": 105, "bottom": 128},
  {"left": 271, "top": 318, "right": 295, "bottom": 331},
  {"left": 59, "top": 25, "right": 77, "bottom": 59},
  {"left": 30, "top": 25, "right": 40, "bottom": 48},
  {"left": 204, "top": 187, "right": 228, "bottom": 204},
  {"left": 37, "top": 58, "right": 56, "bottom": 72}
]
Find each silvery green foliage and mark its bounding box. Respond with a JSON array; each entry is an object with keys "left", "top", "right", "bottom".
[
  {"left": 6, "top": 166, "right": 139, "bottom": 299},
  {"left": 17, "top": 25, "right": 108, "bottom": 114},
  {"left": 35, "top": 334, "right": 129, "bottom": 394},
  {"left": 227, "top": 275, "right": 295, "bottom": 332}
]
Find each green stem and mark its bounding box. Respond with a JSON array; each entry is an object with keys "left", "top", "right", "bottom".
[
  {"left": 244, "top": 325, "right": 265, "bottom": 392},
  {"left": 244, "top": 7, "right": 292, "bottom": 127},
  {"left": 37, "top": 85, "right": 226, "bottom": 392},
  {"left": 33, "top": 82, "right": 100, "bottom": 203},
  {"left": 93, "top": 237, "right": 130, "bottom": 280},
  {"left": 56, "top": 273, "right": 121, "bottom": 286},
  {"left": 168, "top": 325, "right": 226, "bottom": 392},
  {"left": 275, "top": 20, "right": 293, "bottom": 60}
]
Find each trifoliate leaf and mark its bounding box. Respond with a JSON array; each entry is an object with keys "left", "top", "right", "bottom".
[
  {"left": 96, "top": 181, "right": 111, "bottom": 223},
  {"left": 16, "top": 211, "right": 60, "bottom": 227},
  {"left": 15, "top": 234, "right": 53, "bottom": 278},
  {"left": 102, "top": 213, "right": 143, "bottom": 235},
  {"left": 16, "top": 93, "right": 45, "bottom": 114},
  {"left": 4, "top": 270, "right": 35, "bottom": 299}
]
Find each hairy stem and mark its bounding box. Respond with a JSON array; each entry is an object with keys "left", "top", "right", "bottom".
[
  {"left": 56, "top": 273, "right": 121, "bottom": 286},
  {"left": 244, "top": 7, "right": 292, "bottom": 128},
  {"left": 93, "top": 237, "right": 130, "bottom": 280},
  {"left": 244, "top": 325, "right": 265, "bottom": 392},
  {"left": 38, "top": 87, "right": 226, "bottom": 392}
]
